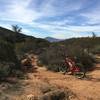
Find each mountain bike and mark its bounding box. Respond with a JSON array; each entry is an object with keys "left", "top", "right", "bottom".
[{"left": 60, "top": 62, "right": 86, "bottom": 79}]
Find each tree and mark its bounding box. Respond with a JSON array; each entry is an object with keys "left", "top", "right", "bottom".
[
  {"left": 92, "top": 32, "right": 96, "bottom": 38},
  {"left": 12, "top": 25, "right": 22, "bottom": 33}
]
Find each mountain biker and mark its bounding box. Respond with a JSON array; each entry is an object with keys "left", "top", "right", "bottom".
[{"left": 65, "top": 56, "right": 80, "bottom": 75}]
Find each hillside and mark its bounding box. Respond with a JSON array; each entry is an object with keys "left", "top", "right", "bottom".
[
  {"left": 0, "top": 26, "right": 50, "bottom": 44},
  {"left": 60, "top": 37, "right": 100, "bottom": 54},
  {"left": 0, "top": 27, "right": 27, "bottom": 43},
  {"left": 0, "top": 26, "right": 50, "bottom": 56},
  {"left": 0, "top": 26, "right": 50, "bottom": 82},
  {"left": 0, "top": 26, "right": 99, "bottom": 56}
]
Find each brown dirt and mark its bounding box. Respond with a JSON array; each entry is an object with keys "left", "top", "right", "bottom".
[
  {"left": 0, "top": 55, "right": 100, "bottom": 100},
  {"left": 33, "top": 63, "right": 100, "bottom": 100},
  {"left": 31, "top": 55, "right": 100, "bottom": 100}
]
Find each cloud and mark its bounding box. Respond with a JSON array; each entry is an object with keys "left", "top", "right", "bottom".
[
  {"left": 0, "top": 0, "right": 85, "bottom": 23},
  {"left": 0, "top": 0, "right": 100, "bottom": 39},
  {"left": 40, "top": 0, "right": 84, "bottom": 16},
  {"left": 27, "top": 21, "right": 100, "bottom": 39},
  {"left": 0, "top": 0, "right": 42, "bottom": 23},
  {"left": 80, "top": 0, "right": 100, "bottom": 25}
]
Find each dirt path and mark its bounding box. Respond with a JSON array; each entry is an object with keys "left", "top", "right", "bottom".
[
  {"left": 32, "top": 62, "right": 100, "bottom": 100},
  {"left": 0, "top": 55, "right": 100, "bottom": 100}
]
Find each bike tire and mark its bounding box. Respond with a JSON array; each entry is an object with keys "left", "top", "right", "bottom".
[{"left": 74, "top": 71, "right": 85, "bottom": 79}]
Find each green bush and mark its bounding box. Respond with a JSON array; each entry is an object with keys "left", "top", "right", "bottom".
[
  {"left": 0, "top": 40, "right": 18, "bottom": 62},
  {"left": 39, "top": 42, "right": 95, "bottom": 72},
  {"left": 92, "top": 45, "right": 100, "bottom": 54},
  {"left": 11, "top": 69, "right": 24, "bottom": 78},
  {"left": 0, "top": 62, "right": 14, "bottom": 79},
  {"left": 76, "top": 54, "right": 95, "bottom": 71},
  {"left": 15, "top": 38, "right": 50, "bottom": 60},
  {"left": 39, "top": 44, "right": 67, "bottom": 72},
  {"left": 0, "top": 40, "right": 21, "bottom": 79},
  {"left": 47, "top": 64, "right": 59, "bottom": 72},
  {"left": 37, "top": 60, "right": 44, "bottom": 67}
]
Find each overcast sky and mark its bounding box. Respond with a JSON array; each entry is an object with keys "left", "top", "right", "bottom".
[{"left": 0, "top": 0, "right": 100, "bottom": 39}]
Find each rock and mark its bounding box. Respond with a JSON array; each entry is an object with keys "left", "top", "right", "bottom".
[
  {"left": 37, "top": 89, "right": 66, "bottom": 100},
  {"left": 26, "top": 94, "right": 34, "bottom": 100}
]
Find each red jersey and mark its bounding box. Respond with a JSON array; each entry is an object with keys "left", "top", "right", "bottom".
[{"left": 65, "top": 58, "right": 80, "bottom": 72}]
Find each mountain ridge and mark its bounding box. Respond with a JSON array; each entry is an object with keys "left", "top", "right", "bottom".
[{"left": 45, "top": 37, "right": 64, "bottom": 42}]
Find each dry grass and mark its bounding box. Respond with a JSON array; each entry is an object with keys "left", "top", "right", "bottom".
[{"left": 0, "top": 56, "right": 100, "bottom": 100}]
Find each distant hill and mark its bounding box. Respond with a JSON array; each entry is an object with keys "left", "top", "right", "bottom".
[{"left": 45, "top": 37, "right": 64, "bottom": 42}]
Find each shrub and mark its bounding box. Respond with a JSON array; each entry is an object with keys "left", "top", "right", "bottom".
[
  {"left": 39, "top": 44, "right": 67, "bottom": 72},
  {"left": 39, "top": 42, "right": 95, "bottom": 72},
  {"left": 0, "top": 40, "right": 18, "bottom": 63},
  {"left": 0, "top": 62, "right": 14, "bottom": 79},
  {"left": 37, "top": 60, "right": 44, "bottom": 67},
  {"left": 11, "top": 70, "right": 24, "bottom": 78},
  {"left": 15, "top": 38, "right": 50, "bottom": 60},
  {"left": 92, "top": 45, "right": 100, "bottom": 54},
  {"left": 0, "top": 40, "right": 21, "bottom": 79},
  {"left": 76, "top": 54, "right": 95, "bottom": 71}
]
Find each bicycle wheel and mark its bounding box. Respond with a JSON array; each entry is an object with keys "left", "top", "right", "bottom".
[
  {"left": 74, "top": 63, "right": 86, "bottom": 79},
  {"left": 74, "top": 71, "right": 85, "bottom": 79},
  {"left": 59, "top": 63, "right": 68, "bottom": 74}
]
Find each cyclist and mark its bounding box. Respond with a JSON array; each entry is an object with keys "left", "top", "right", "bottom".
[{"left": 65, "top": 57, "right": 80, "bottom": 75}]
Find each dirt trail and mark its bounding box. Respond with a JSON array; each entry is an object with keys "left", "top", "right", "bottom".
[
  {"left": 0, "top": 55, "right": 100, "bottom": 100},
  {"left": 32, "top": 56, "right": 100, "bottom": 100}
]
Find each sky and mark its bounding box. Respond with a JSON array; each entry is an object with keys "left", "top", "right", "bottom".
[{"left": 0, "top": 0, "right": 100, "bottom": 39}]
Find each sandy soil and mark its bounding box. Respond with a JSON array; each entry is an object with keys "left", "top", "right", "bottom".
[
  {"left": 33, "top": 63, "right": 100, "bottom": 100},
  {"left": 32, "top": 55, "right": 100, "bottom": 100},
  {"left": 0, "top": 55, "right": 100, "bottom": 100}
]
